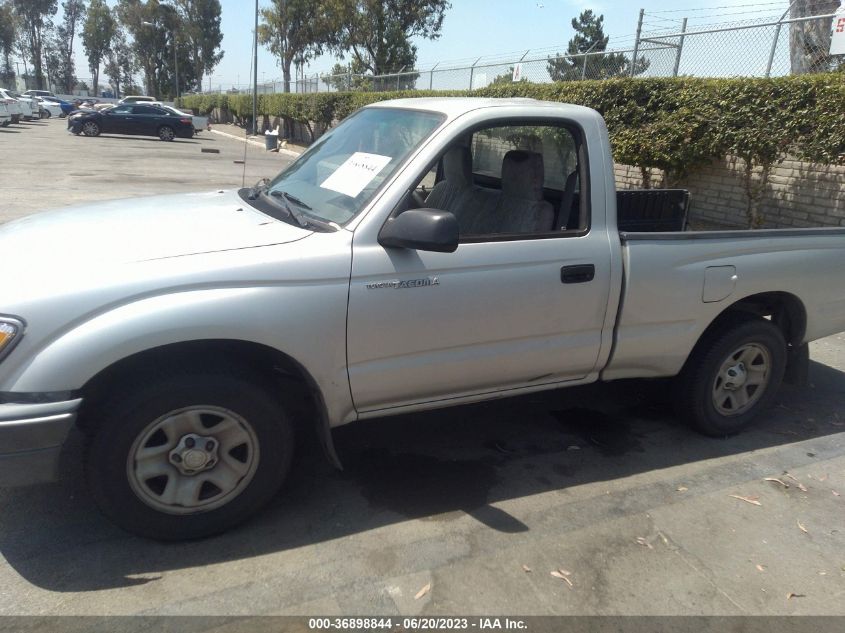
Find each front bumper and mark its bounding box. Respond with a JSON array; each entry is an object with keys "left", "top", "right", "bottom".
[{"left": 0, "top": 399, "right": 81, "bottom": 487}]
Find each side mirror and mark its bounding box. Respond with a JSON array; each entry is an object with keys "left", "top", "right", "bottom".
[{"left": 378, "top": 208, "right": 459, "bottom": 253}]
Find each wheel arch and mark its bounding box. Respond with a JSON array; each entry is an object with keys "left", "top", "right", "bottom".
[
  {"left": 78, "top": 339, "right": 343, "bottom": 469},
  {"left": 686, "top": 290, "right": 808, "bottom": 383}
]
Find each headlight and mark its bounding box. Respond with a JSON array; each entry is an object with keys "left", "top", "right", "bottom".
[{"left": 0, "top": 318, "right": 23, "bottom": 361}]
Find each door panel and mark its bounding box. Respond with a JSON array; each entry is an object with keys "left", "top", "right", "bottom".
[{"left": 346, "top": 232, "right": 612, "bottom": 412}]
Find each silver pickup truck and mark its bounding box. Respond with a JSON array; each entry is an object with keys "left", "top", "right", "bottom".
[{"left": 2, "top": 98, "right": 844, "bottom": 540}]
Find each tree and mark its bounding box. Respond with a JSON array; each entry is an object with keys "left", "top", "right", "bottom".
[
  {"left": 54, "top": 0, "right": 85, "bottom": 93},
  {"left": 323, "top": 60, "right": 372, "bottom": 91},
  {"left": 104, "top": 25, "right": 137, "bottom": 99},
  {"left": 43, "top": 30, "right": 63, "bottom": 89},
  {"left": 330, "top": 0, "right": 449, "bottom": 87},
  {"left": 491, "top": 66, "right": 528, "bottom": 86},
  {"left": 790, "top": 0, "right": 841, "bottom": 74},
  {"left": 172, "top": 0, "right": 223, "bottom": 92},
  {"left": 0, "top": 2, "right": 17, "bottom": 86},
  {"left": 82, "top": 0, "right": 115, "bottom": 98},
  {"left": 547, "top": 10, "right": 647, "bottom": 82},
  {"left": 11, "top": 0, "right": 58, "bottom": 89},
  {"left": 116, "top": 0, "right": 171, "bottom": 98},
  {"left": 258, "top": 0, "right": 336, "bottom": 93}
]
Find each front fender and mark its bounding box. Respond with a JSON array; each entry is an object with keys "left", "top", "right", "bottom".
[{"left": 5, "top": 285, "right": 356, "bottom": 427}]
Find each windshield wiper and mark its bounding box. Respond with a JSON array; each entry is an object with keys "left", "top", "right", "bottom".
[
  {"left": 247, "top": 177, "right": 270, "bottom": 200},
  {"left": 267, "top": 190, "right": 339, "bottom": 232},
  {"left": 278, "top": 191, "right": 312, "bottom": 211}
]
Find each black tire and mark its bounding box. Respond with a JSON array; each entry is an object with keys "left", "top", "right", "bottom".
[
  {"left": 84, "top": 369, "right": 294, "bottom": 540},
  {"left": 81, "top": 120, "right": 100, "bottom": 137},
  {"left": 676, "top": 317, "right": 786, "bottom": 436},
  {"left": 158, "top": 125, "right": 175, "bottom": 141}
]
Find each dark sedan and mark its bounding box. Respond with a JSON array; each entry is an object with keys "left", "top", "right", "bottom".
[{"left": 67, "top": 104, "right": 194, "bottom": 141}]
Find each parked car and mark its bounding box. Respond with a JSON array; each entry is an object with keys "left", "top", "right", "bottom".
[
  {"left": 0, "top": 89, "right": 39, "bottom": 121},
  {"left": 0, "top": 101, "right": 10, "bottom": 127},
  {"left": 2, "top": 98, "right": 844, "bottom": 540},
  {"left": 67, "top": 103, "right": 194, "bottom": 141},
  {"left": 34, "top": 97, "right": 64, "bottom": 118},
  {"left": 118, "top": 95, "right": 156, "bottom": 105},
  {"left": 23, "top": 89, "right": 56, "bottom": 99},
  {"left": 40, "top": 96, "right": 74, "bottom": 117},
  {"left": 160, "top": 104, "right": 210, "bottom": 133},
  {"left": 1, "top": 96, "right": 23, "bottom": 123}
]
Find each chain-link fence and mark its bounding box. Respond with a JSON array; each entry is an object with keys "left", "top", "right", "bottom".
[
  {"left": 264, "top": 6, "right": 840, "bottom": 95},
  {"left": 168, "top": 3, "right": 843, "bottom": 98}
]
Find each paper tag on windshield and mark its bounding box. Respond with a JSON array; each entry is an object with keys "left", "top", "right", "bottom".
[{"left": 319, "top": 152, "right": 392, "bottom": 198}]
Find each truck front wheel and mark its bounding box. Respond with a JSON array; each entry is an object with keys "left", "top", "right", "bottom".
[
  {"left": 677, "top": 318, "right": 787, "bottom": 436},
  {"left": 84, "top": 369, "right": 294, "bottom": 540}
]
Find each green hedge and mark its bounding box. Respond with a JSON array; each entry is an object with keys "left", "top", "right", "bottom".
[{"left": 181, "top": 75, "right": 845, "bottom": 227}]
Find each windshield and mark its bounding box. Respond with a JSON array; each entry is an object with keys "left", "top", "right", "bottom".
[{"left": 265, "top": 107, "right": 444, "bottom": 226}]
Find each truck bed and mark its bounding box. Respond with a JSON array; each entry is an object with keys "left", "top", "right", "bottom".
[{"left": 603, "top": 227, "right": 845, "bottom": 381}]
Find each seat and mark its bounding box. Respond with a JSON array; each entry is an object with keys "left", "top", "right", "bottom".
[
  {"left": 425, "top": 146, "right": 499, "bottom": 235},
  {"left": 424, "top": 146, "right": 473, "bottom": 213},
  {"left": 559, "top": 169, "right": 579, "bottom": 230},
  {"left": 468, "top": 150, "right": 555, "bottom": 235}
]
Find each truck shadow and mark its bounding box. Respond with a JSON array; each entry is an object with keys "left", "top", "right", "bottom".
[{"left": 1, "top": 360, "right": 843, "bottom": 592}]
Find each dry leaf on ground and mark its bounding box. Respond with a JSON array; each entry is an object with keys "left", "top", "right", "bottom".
[
  {"left": 797, "top": 520, "right": 809, "bottom": 534},
  {"left": 414, "top": 583, "right": 431, "bottom": 600},
  {"left": 635, "top": 537, "right": 654, "bottom": 549},
  {"left": 787, "top": 592, "right": 806, "bottom": 600},
  {"left": 730, "top": 494, "right": 762, "bottom": 506},
  {"left": 677, "top": 486, "right": 688, "bottom": 492},
  {"left": 832, "top": 490, "right": 840, "bottom": 497},
  {"left": 764, "top": 477, "right": 789, "bottom": 488},
  {"left": 550, "top": 570, "right": 573, "bottom": 588},
  {"left": 756, "top": 564, "right": 766, "bottom": 572},
  {"left": 522, "top": 564, "right": 532, "bottom": 573},
  {"left": 784, "top": 473, "right": 800, "bottom": 483},
  {"left": 797, "top": 483, "right": 809, "bottom": 492}
]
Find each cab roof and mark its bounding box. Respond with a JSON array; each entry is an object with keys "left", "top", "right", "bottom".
[{"left": 365, "top": 97, "right": 597, "bottom": 121}]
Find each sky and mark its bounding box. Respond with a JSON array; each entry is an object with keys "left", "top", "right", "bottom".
[{"left": 60, "top": 0, "right": 802, "bottom": 90}]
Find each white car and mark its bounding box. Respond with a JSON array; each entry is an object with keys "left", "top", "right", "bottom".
[
  {"left": 0, "top": 101, "right": 10, "bottom": 127},
  {"left": 118, "top": 95, "right": 156, "bottom": 105},
  {"left": 0, "top": 95, "right": 23, "bottom": 123},
  {"left": 23, "top": 89, "right": 56, "bottom": 99},
  {"left": 160, "top": 105, "right": 210, "bottom": 133},
  {"left": 35, "top": 97, "right": 64, "bottom": 119},
  {"left": 0, "top": 89, "right": 39, "bottom": 121}
]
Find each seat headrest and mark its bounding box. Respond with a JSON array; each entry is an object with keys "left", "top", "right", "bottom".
[
  {"left": 501, "top": 150, "right": 545, "bottom": 200},
  {"left": 441, "top": 145, "right": 472, "bottom": 187}
]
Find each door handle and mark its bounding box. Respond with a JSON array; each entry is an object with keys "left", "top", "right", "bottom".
[{"left": 561, "top": 264, "right": 595, "bottom": 284}]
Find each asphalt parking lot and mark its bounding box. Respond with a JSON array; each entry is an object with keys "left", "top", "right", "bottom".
[
  {"left": 0, "top": 117, "right": 844, "bottom": 617},
  {"left": 1, "top": 117, "right": 292, "bottom": 222}
]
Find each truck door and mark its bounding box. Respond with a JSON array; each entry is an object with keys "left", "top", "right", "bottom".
[{"left": 346, "top": 121, "right": 613, "bottom": 414}]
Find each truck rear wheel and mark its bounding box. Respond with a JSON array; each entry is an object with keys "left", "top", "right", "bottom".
[
  {"left": 84, "top": 369, "right": 294, "bottom": 540},
  {"left": 677, "top": 318, "right": 786, "bottom": 436}
]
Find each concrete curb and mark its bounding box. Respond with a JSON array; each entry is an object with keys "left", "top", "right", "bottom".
[{"left": 210, "top": 127, "right": 303, "bottom": 158}]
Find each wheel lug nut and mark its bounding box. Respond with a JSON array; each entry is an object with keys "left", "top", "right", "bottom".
[
  {"left": 171, "top": 454, "right": 182, "bottom": 463},
  {"left": 206, "top": 441, "right": 215, "bottom": 451},
  {"left": 185, "top": 437, "right": 195, "bottom": 448}
]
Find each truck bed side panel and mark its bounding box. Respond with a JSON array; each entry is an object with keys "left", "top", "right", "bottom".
[{"left": 603, "top": 230, "right": 845, "bottom": 381}]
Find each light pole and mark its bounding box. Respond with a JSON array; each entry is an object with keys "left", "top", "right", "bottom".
[
  {"left": 142, "top": 20, "right": 178, "bottom": 101},
  {"left": 252, "top": 0, "right": 258, "bottom": 135}
]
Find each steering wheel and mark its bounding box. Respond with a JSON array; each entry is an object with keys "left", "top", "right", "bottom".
[{"left": 411, "top": 189, "right": 427, "bottom": 208}]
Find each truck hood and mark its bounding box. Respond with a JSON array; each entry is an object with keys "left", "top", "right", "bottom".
[{"left": 0, "top": 189, "right": 310, "bottom": 267}]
